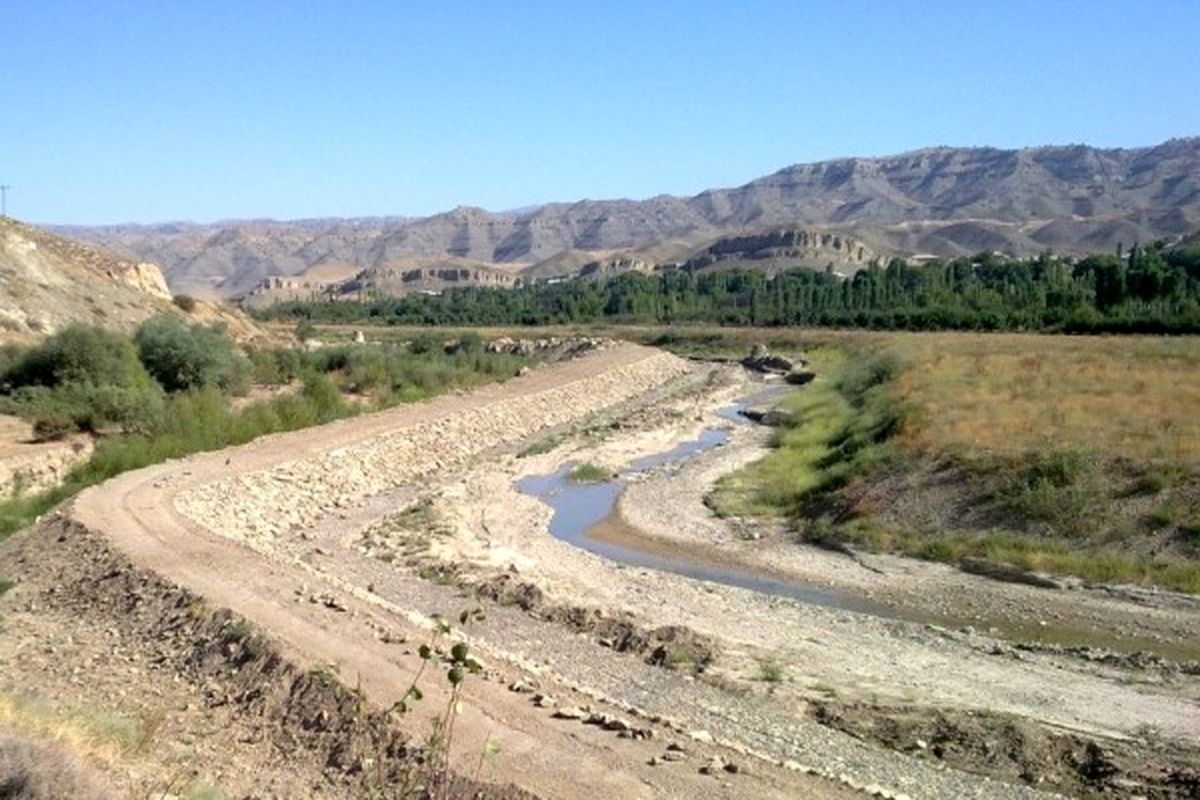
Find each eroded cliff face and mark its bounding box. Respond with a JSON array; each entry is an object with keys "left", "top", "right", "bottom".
[
  {"left": 0, "top": 218, "right": 266, "bottom": 343},
  {"left": 683, "top": 228, "right": 877, "bottom": 272},
  {"left": 0, "top": 218, "right": 175, "bottom": 339}
]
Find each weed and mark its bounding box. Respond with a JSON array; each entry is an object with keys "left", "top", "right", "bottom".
[
  {"left": 567, "top": 462, "right": 610, "bottom": 483},
  {"left": 518, "top": 433, "right": 567, "bottom": 458},
  {"left": 1148, "top": 503, "right": 1185, "bottom": 528},
  {"left": 754, "top": 659, "right": 785, "bottom": 684}
]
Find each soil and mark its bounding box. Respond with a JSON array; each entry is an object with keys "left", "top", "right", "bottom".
[
  {"left": 2, "top": 342, "right": 1198, "bottom": 799},
  {"left": 2, "top": 344, "right": 861, "bottom": 800}
]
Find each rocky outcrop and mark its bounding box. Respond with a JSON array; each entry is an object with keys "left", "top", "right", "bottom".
[
  {"left": 0, "top": 219, "right": 177, "bottom": 340},
  {"left": 366, "top": 265, "right": 518, "bottom": 291},
  {"left": 682, "top": 228, "right": 876, "bottom": 272}
]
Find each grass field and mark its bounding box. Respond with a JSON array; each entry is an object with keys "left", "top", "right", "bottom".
[
  {"left": 620, "top": 325, "right": 1200, "bottom": 592},
  {"left": 891, "top": 334, "right": 1200, "bottom": 461}
]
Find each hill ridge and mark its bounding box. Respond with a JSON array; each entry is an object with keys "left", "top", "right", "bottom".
[{"left": 52, "top": 137, "right": 1200, "bottom": 297}]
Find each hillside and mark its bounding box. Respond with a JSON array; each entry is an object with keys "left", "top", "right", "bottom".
[
  {"left": 56, "top": 137, "right": 1200, "bottom": 297},
  {"left": 0, "top": 217, "right": 264, "bottom": 343}
]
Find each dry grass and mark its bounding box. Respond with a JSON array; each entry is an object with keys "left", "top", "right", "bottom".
[{"left": 887, "top": 333, "right": 1200, "bottom": 462}]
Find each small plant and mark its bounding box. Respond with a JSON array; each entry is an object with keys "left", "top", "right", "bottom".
[
  {"left": 379, "top": 608, "right": 487, "bottom": 800},
  {"left": 568, "top": 462, "right": 609, "bottom": 483},
  {"left": 294, "top": 319, "right": 317, "bottom": 343},
  {"left": 518, "top": 432, "right": 566, "bottom": 458},
  {"left": 1148, "top": 503, "right": 1184, "bottom": 528},
  {"left": 172, "top": 294, "right": 197, "bottom": 313},
  {"left": 754, "top": 659, "right": 785, "bottom": 684}
]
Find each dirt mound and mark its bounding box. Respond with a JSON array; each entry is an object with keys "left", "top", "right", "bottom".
[
  {"left": 1, "top": 516, "right": 533, "bottom": 799},
  {"left": 810, "top": 699, "right": 1200, "bottom": 799},
  {"left": 474, "top": 572, "right": 717, "bottom": 673}
]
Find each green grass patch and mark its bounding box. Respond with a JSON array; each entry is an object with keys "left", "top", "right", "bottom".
[
  {"left": 709, "top": 347, "right": 903, "bottom": 517},
  {"left": 568, "top": 462, "right": 610, "bottom": 483},
  {"left": 823, "top": 519, "right": 1200, "bottom": 594},
  {"left": 753, "top": 659, "right": 785, "bottom": 683}
]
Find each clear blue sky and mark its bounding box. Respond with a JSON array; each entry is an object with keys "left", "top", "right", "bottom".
[{"left": 3, "top": 0, "right": 1198, "bottom": 225}]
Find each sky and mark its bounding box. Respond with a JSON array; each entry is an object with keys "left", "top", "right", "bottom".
[{"left": 2, "top": 0, "right": 1198, "bottom": 225}]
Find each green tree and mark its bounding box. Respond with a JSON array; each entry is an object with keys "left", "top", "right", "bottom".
[{"left": 135, "top": 315, "right": 249, "bottom": 393}]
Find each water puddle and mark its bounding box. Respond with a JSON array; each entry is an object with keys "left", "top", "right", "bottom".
[{"left": 515, "top": 394, "right": 905, "bottom": 619}]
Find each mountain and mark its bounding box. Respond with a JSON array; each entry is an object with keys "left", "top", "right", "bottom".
[
  {"left": 0, "top": 217, "right": 263, "bottom": 343},
  {"left": 56, "top": 138, "right": 1200, "bottom": 298}
]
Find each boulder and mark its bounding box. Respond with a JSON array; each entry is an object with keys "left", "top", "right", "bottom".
[
  {"left": 742, "top": 345, "right": 794, "bottom": 374},
  {"left": 785, "top": 368, "right": 816, "bottom": 386}
]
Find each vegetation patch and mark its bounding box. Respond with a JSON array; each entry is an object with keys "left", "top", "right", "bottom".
[
  {"left": 709, "top": 346, "right": 902, "bottom": 517},
  {"left": 254, "top": 243, "right": 1200, "bottom": 334},
  {"left": 687, "top": 326, "right": 1200, "bottom": 593},
  {"left": 567, "top": 462, "right": 610, "bottom": 483},
  {"left": 0, "top": 322, "right": 533, "bottom": 540}
]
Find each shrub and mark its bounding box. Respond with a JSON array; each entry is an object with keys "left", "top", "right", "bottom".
[
  {"left": 135, "top": 315, "right": 250, "bottom": 394},
  {"left": 0, "top": 324, "right": 164, "bottom": 436},
  {"left": 172, "top": 294, "right": 197, "bottom": 312},
  {"left": 246, "top": 346, "right": 303, "bottom": 386},
  {"left": 568, "top": 462, "right": 609, "bottom": 483},
  {"left": 1, "top": 323, "right": 151, "bottom": 392},
  {"left": 294, "top": 319, "right": 316, "bottom": 342}
]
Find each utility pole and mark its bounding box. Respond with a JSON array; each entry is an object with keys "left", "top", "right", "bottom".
[{"left": 0, "top": 185, "right": 9, "bottom": 217}]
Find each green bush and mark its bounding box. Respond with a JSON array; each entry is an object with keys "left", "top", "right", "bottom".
[
  {"left": 172, "top": 294, "right": 197, "bottom": 312},
  {"left": 135, "top": 315, "right": 250, "bottom": 394},
  {"left": 0, "top": 324, "right": 164, "bottom": 436},
  {"left": 2, "top": 323, "right": 152, "bottom": 391},
  {"left": 246, "top": 347, "right": 303, "bottom": 386}
]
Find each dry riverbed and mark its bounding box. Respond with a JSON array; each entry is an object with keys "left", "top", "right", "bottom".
[{"left": 4, "top": 343, "right": 1197, "bottom": 798}]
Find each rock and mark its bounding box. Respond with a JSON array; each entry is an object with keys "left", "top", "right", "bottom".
[
  {"left": 742, "top": 346, "right": 794, "bottom": 374},
  {"left": 689, "top": 729, "right": 715, "bottom": 744},
  {"left": 532, "top": 693, "right": 556, "bottom": 708},
  {"left": 552, "top": 706, "right": 587, "bottom": 720},
  {"left": 785, "top": 368, "right": 816, "bottom": 385},
  {"left": 661, "top": 750, "right": 687, "bottom": 762},
  {"left": 699, "top": 756, "right": 725, "bottom": 775},
  {"left": 352, "top": 329, "right": 366, "bottom": 344}
]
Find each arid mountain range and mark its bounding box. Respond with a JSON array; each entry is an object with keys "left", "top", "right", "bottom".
[{"left": 56, "top": 138, "right": 1200, "bottom": 299}]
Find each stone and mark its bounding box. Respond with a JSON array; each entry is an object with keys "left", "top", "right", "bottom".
[
  {"left": 785, "top": 368, "right": 816, "bottom": 386},
  {"left": 552, "top": 706, "right": 587, "bottom": 720}
]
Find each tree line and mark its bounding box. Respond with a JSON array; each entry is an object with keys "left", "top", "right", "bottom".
[{"left": 253, "top": 241, "right": 1200, "bottom": 333}]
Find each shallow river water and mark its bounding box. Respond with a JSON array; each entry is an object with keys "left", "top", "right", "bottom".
[{"left": 515, "top": 395, "right": 904, "bottom": 619}]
